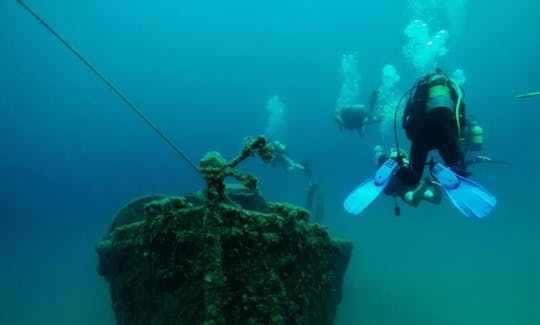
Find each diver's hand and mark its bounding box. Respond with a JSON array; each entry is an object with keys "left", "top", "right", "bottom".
[
  {"left": 334, "top": 115, "right": 344, "bottom": 131},
  {"left": 476, "top": 155, "right": 492, "bottom": 162},
  {"left": 470, "top": 155, "right": 492, "bottom": 164}
]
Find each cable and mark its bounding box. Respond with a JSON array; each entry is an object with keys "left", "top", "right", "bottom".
[{"left": 17, "top": 0, "right": 201, "bottom": 175}]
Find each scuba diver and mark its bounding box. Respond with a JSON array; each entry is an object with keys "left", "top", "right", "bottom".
[
  {"left": 399, "top": 68, "right": 469, "bottom": 183},
  {"left": 368, "top": 120, "right": 507, "bottom": 216},
  {"left": 461, "top": 120, "right": 512, "bottom": 166},
  {"left": 440, "top": 116, "right": 512, "bottom": 166},
  {"left": 344, "top": 68, "right": 497, "bottom": 219},
  {"left": 335, "top": 91, "right": 382, "bottom": 136},
  {"left": 270, "top": 141, "right": 305, "bottom": 172},
  {"left": 371, "top": 125, "right": 509, "bottom": 215},
  {"left": 270, "top": 141, "right": 325, "bottom": 223}
]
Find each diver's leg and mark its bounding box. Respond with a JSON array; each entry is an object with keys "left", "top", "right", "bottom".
[
  {"left": 422, "top": 180, "right": 443, "bottom": 204},
  {"left": 437, "top": 128, "right": 468, "bottom": 176},
  {"left": 396, "top": 142, "right": 429, "bottom": 206},
  {"left": 402, "top": 179, "right": 428, "bottom": 207},
  {"left": 428, "top": 108, "right": 467, "bottom": 174},
  {"left": 409, "top": 141, "right": 429, "bottom": 185}
]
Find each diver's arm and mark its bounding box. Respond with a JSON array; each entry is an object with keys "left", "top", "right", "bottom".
[
  {"left": 334, "top": 114, "right": 344, "bottom": 131},
  {"left": 347, "top": 104, "right": 366, "bottom": 110},
  {"left": 466, "top": 155, "right": 512, "bottom": 166},
  {"left": 284, "top": 156, "right": 305, "bottom": 171}
]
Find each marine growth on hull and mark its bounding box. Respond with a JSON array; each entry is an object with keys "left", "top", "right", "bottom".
[{"left": 96, "top": 136, "right": 353, "bottom": 325}]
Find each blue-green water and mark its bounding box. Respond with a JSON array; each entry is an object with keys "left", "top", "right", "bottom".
[{"left": 1, "top": 0, "right": 539, "bottom": 324}]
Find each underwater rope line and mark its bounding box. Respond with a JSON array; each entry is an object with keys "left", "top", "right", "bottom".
[{"left": 17, "top": 0, "right": 201, "bottom": 175}]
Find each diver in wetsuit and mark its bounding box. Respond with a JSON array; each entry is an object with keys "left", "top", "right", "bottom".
[
  {"left": 270, "top": 141, "right": 305, "bottom": 172},
  {"left": 398, "top": 68, "right": 469, "bottom": 188},
  {"left": 335, "top": 91, "right": 382, "bottom": 136}
]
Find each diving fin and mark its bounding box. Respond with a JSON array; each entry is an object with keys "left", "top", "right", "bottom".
[
  {"left": 431, "top": 163, "right": 497, "bottom": 218},
  {"left": 344, "top": 159, "right": 398, "bottom": 215}
]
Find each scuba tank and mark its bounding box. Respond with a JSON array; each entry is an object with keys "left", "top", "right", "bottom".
[{"left": 469, "top": 122, "right": 484, "bottom": 151}]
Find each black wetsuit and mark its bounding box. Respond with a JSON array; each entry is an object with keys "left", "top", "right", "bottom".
[
  {"left": 400, "top": 73, "right": 467, "bottom": 186},
  {"left": 338, "top": 108, "right": 369, "bottom": 131}
]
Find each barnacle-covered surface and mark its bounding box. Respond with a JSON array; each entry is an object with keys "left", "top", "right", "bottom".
[{"left": 96, "top": 136, "right": 353, "bottom": 324}]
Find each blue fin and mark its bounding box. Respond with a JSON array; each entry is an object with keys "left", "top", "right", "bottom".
[
  {"left": 431, "top": 163, "right": 497, "bottom": 218},
  {"left": 344, "top": 159, "right": 398, "bottom": 215}
]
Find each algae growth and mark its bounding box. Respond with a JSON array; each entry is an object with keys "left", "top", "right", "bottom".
[{"left": 96, "top": 136, "right": 353, "bottom": 324}]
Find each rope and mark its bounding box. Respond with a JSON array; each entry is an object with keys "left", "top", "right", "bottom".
[{"left": 17, "top": 0, "right": 201, "bottom": 174}]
